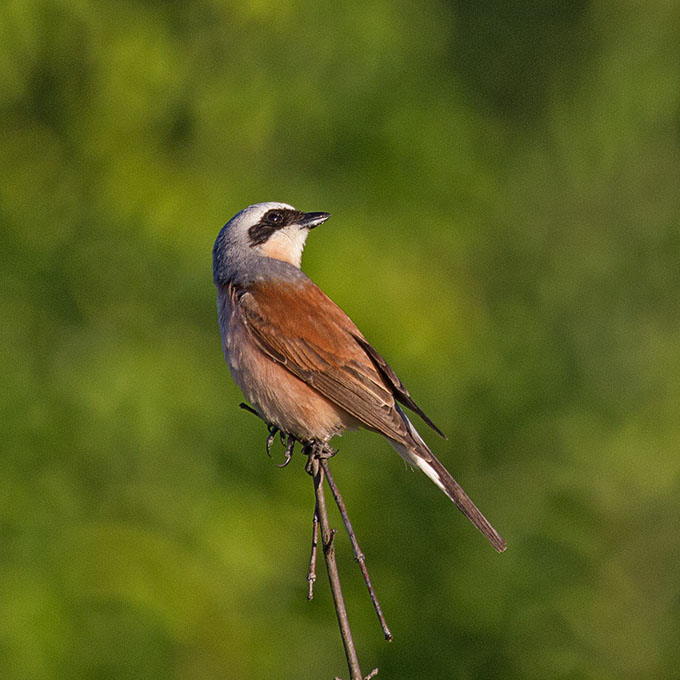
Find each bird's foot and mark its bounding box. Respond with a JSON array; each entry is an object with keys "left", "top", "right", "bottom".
[
  {"left": 303, "top": 440, "right": 338, "bottom": 474},
  {"left": 315, "top": 442, "right": 338, "bottom": 460},
  {"left": 266, "top": 424, "right": 280, "bottom": 457},
  {"left": 276, "top": 434, "right": 297, "bottom": 468},
  {"left": 238, "top": 403, "right": 310, "bottom": 469}
]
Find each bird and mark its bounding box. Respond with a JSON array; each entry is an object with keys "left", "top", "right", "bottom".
[{"left": 213, "top": 202, "right": 506, "bottom": 552}]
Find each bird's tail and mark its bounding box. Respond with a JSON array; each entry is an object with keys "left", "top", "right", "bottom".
[{"left": 389, "top": 410, "right": 507, "bottom": 553}]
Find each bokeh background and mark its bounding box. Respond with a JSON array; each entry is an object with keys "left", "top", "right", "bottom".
[{"left": 2, "top": 1, "right": 680, "bottom": 678}]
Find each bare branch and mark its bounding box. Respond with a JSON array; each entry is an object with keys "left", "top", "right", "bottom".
[
  {"left": 308, "top": 454, "right": 364, "bottom": 680},
  {"left": 321, "top": 457, "right": 392, "bottom": 642}
]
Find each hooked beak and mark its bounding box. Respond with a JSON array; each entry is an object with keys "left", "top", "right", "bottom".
[{"left": 297, "top": 211, "right": 331, "bottom": 229}]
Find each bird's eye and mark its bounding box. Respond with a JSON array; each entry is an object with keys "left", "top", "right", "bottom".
[{"left": 268, "top": 211, "right": 284, "bottom": 224}]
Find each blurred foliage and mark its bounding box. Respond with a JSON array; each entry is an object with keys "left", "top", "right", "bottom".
[{"left": 2, "top": 0, "right": 680, "bottom": 678}]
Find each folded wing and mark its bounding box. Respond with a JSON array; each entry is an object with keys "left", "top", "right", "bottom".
[{"left": 233, "top": 278, "right": 440, "bottom": 444}]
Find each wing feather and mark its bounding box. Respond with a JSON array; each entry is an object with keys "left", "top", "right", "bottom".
[{"left": 234, "top": 279, "right": 437, "bottom": 442}]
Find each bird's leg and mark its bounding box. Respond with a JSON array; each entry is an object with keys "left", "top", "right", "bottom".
[{"left": 277, "top": 434, "right": 297, "bottom": 468}]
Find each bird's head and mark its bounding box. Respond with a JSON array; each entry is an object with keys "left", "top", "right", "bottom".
[{"left": 213, "top": 202, "right": 331, "bottom": 283}]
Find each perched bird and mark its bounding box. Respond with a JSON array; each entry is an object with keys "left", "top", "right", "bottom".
[{"left": 213, "top": 202, "right": 506, "bottom": 552}]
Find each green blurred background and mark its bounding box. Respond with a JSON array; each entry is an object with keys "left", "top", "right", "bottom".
[{"left": 2, "top": 1, "right": 680, "bottom": 678}]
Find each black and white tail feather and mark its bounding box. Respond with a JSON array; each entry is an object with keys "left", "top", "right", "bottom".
[{"left": 390, "top": 405, "right": 507, "bottom": 553}]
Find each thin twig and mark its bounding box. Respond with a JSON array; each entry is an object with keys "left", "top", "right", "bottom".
[
  {"left": 238, "top": 402, "right": 259, "bottom": 416},
  {"left": 321, "top": 458, "right": 393, "bottom": 641},
  {"left": 307, "top": 501, "right": 319, "bottom": 600},
  {"left": 239, "top": 404, "right": 384, "bottom": 678},
  {"left": 310, "top": 455, "right": 363, "bottom": 680}
]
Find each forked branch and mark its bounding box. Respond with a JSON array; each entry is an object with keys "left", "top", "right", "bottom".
[{"left": 305, "top": 445, "right": 384, "bottom": 680}]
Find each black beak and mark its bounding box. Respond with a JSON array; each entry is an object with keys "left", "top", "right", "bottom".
[{"left": 298, "top": 211, "right": 331, "bottom": 229}]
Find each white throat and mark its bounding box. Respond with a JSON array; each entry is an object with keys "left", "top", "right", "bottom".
[{"left": 258, "top": 226, "right": 309, "bottom": 268}]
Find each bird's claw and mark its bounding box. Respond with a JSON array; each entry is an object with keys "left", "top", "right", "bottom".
[
  {"left": 266, "top": 425, "right": 279, "bottom": 458},
  {"left": 265, "top": 426, "right": 296, "bottom": 467},
  {"left": 277, "top": 435, "right": 296, "bottom": 468}
]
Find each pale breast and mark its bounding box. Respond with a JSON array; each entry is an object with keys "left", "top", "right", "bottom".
[{"left": 217, "top": 285, "right": 358, "bottom": 442}]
